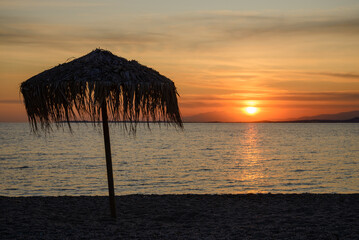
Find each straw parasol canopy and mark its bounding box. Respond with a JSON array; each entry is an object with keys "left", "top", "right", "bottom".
[
  {"left": 20, "top": 49, "right": 183, "bottom": 218},
  {"left": 21, "top": 48, "right": 183, "bottom": 132}
]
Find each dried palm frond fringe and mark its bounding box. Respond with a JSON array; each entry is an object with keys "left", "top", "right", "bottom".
[{"left": 20, "top": 49, "right": 183, "bottom": 132}]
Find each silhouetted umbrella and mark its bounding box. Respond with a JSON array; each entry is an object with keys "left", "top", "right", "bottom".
[{"left": 20, "top": 49, "right": 183, "bottom": 218}]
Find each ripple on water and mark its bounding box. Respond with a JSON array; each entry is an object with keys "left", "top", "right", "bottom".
[{"left": 1, "top": 122, "right": 359, "bottom": 195}]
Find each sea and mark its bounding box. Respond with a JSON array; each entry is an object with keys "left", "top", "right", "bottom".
[{"left": 1, "top": 122, "right": 358, "bottom": 196}]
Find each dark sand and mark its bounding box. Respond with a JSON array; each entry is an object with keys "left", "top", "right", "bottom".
[{"left": 1, "top": 194, "right": 358, "bottom": 239}]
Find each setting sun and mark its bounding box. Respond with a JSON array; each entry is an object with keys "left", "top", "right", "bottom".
[{"left": 245, "top": 106, "right": 258, "bottom": 115}]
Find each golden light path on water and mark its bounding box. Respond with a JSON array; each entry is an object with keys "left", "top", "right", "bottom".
[{"left": 232, "top": 125, "right": 265, "bottom": 190}]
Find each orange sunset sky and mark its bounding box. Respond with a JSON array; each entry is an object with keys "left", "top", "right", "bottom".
[{"left": 1, "top": 0, "right": 359, "bottom": 122}]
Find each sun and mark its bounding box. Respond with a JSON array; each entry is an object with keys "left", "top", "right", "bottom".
[{"left": 244, "top": 106, "right": 258, "bottom": 115}]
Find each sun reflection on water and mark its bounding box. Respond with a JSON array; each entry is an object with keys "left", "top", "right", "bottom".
[{"left": 231, "top": 124, "right": 267, "bottom": 192}]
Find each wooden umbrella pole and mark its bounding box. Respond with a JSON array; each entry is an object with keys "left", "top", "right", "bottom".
[{"left": 101, "top": 101, "right": 117, "bottom": 219}]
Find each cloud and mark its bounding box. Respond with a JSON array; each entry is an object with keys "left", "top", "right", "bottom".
[
  {"left": 311, "top": 72, "right": 359, "bottom": 79},
  {"left": 199, "top": 73, "right": 257, "bottom": 80},
  {"left": 264, "top": 79, "right": 359, "bottom": 92},
  {"left": 147, "top": 10, "right": 359, "bottom": 49},
  {"left": 223, "top": 16, "right": 359, "bottom": 41},
  {"left": 0, "top": 99, "right": 22, "bottom": 104},
  {"left": 180, "top": 91, "right": 359, "bottom": 105},
  {"left": 269, "top": 92, "right": 359, "bottom": 102},
  {"left": 1, "top": 8, "right": 359, "bottom": 52},
  {"left": 271, "top": 103, "right": 359, "bottom": 109},
  {"left": 0, "top": 19, "right": 168, "bottom": 49},
  {"left": 179, "top": 101, "right": 224, "bottom": 108},
  {"left": 0, "top": 0, "right": 104, "bottom": 8}
]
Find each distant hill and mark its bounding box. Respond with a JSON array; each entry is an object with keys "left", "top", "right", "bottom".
[
  {"left": 182, "top": 111, "right": 231, "bottom": 122},
  {"left": 295, "top": 110, "right": 359, "bottom": 121},
  {"left": 277, "top": 117, "right": 359, "bottom": 123},
  {"left": 182, "top": 110, "right": 359, "bottom": 123}
]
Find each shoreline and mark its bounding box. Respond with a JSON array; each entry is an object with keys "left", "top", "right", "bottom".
[{"left": 1, "top": 194, "right": 358, "bottom": 239}]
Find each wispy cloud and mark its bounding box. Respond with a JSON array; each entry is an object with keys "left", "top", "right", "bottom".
[
  {"left": 180, "top": 101, "right": 224, "bottom": 108},
  {"left": 0, "top": 99, "right": 22, "bottom": 104},
  {"left": 1, "top": 8, "right": 359, "bottom": 51},
  {"left": 222, "top": 16, "right": 359, "bottom": 41},
  {"left": 265, "top": 92, "right": 359, "bottom": 102},
  {"left": 181, "top": 91, "right": 359, "bottom": 104},
  {"left": 310, "top": 72, "right": 359, "bottom": 79},
  {"left": 0, "top": 18, "right": 168, "bottom": 49},
  {"left": 144, "top": 10, "right": 359, "bottom": 50},
  {"left": 0, "top": 0, "right": 105, "bottom": 8}
]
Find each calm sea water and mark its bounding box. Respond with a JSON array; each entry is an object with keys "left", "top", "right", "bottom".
[{"left": 1, "top": 122, "right": 358, "bottom": 196}]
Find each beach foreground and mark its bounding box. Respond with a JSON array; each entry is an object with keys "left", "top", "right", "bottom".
[{"left": 1, "top": 194, "right": 358, "bottom": 239}]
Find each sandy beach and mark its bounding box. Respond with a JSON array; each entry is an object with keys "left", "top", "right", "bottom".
[{"left": 1, "top": 194, "right": 358, "bottom": 239}]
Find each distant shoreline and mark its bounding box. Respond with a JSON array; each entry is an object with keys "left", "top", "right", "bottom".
[
  {"left": 210, "top": 117, "right": 359, "bottom": 123},
  {"left": 2, "top": 117, "right": 358, "bottom": 124},
  {"left": 58, "top": 117, "right": 359, "bottom": 124},
  {"left": 184, "top": 118, "right": 359, "bottom": 123}
]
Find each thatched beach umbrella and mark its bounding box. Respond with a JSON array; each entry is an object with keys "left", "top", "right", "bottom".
[{"left": 20, "top": 49, "right": 183, "bottom": 218}]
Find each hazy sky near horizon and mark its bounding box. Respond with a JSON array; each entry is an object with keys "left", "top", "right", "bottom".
[{"left": 1, "top": 0, "right": 359, "bottom": 122}]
